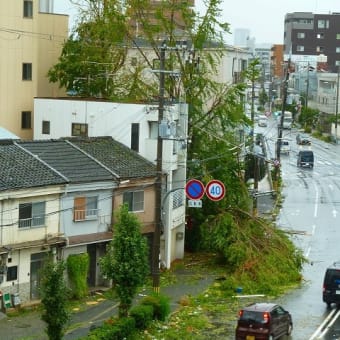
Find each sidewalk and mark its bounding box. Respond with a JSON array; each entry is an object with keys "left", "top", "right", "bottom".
[{"left": 0, "top": 264, "right": 217, "bottom": 340}]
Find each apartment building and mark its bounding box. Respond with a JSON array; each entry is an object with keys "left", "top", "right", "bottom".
[
  {"left": 284, "top": 12, "right": 340, "bottom": 72},
  {"left": 0, "top": 0, "right": 68, "bottom": 139}
]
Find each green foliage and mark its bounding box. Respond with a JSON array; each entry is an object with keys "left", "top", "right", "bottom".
[
  {"left": 298, "top": 106, "right": 319, "bottom": 129},
  {"left": 129, "top": 304, "right": 154, "bottom": 329},
  {"left": 87, "top": 316, "right": 136, "bottom": 340},
  {"left": 67, "top": 253, "right": 89, "bottom": 299},
  {"left": 140, "top": 293, "right": 171, "bottom": 321},
  {"left": 199, "top": 211, "right": 306, "bottom": 292},
  {"left": 100, "top": 204, "right": 149, "bottom": 317},
  {"left": 40, "top": 256, "right": 70, "bottom": 340},
  {"left": 258, "top": 88, "right": 269, "bottom": 107}
]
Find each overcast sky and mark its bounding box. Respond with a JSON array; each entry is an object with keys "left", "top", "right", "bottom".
[{"left": 54, "top": 0, "right": 340, "bottom": 45}]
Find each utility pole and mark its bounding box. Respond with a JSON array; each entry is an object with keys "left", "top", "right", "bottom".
[
  {"left": 152, "top": 44, "right": 166, "bottom": 293},
  {"left": 277, "top": 58, "right": 291, "bottom": 162},
  {"left": 336, "top": 66, "right": 339, "bottom": 143},
  {"left": 306, "top": 61, "right": 310, "bottom": 108}
]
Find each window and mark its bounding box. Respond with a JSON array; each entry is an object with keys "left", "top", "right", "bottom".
[
  {"left": 42, "top": 120, "right": 50, "bottom": 134},
  {"left": 7, "top": 266, "right": 18, "bottom": 281},
  {"left": 19, "top": 202, "right": 45, "bottom": 228},
  {"left": 297, "top": 45, "right": 304, "bottom": 52},
  {"left": 317, "top": 20, "right": 329, "bottom": 29},
  {"left": 131, "top": 123, "right": 139, "bottom": 152},
  {"left": 316, "top": 33, "right": 324, "bottom": 39},
  {"left": 336, "top": 60, "right": 340, "bottom": 67},
  {"left": 21, "top": 111, "right": 31, "bottom": 129},
  {"left": 123, "top": 191, "right": 144, "bottom": 212},
  {"left": 23, "top": 0, "right": 33, "bottom": 18},
  {"left": 72, "top": 123, "right": 88, "bottom": 137},
  {"left": 336, "top": 47, "right": 340, "bottom": 53},
  {"left": 316, "top": 46, "right": 324, "bottom": 53},
  {"left": 22, "top": 63, "right": 32, "bottom": 80},
  {"left": 337, "top": 34, "right": 340, "bottom": 40},
  {"left": 149, "top": 122, "right": 158, "bottom": 139},
  {"left": 297, "top": 32, "right": 305, "bottom": 39},
  {"left": 73, "top": 196, "right": 98, "bottom": 221}
]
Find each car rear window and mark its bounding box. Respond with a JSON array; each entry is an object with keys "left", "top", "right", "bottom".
[
  {"left": 325, "top": 269, "right": 340, "bottom": 285},
  {"left": 240, "top": 311, "right": 266, "bottom": 323}
]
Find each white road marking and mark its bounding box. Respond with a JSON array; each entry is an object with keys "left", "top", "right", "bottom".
[{"left": 314, "top": 181, "right": 319, "bottom": 218}]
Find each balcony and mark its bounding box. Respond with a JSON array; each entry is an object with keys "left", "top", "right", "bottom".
[
  {"left": 74, "top": 209, "right": 99, "bottom": 222},
  {"left": 18, "top": 216, "right": 45, "bottom": 229}
]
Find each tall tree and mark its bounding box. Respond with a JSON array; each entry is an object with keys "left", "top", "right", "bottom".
[
  {"left": 48, "top": 1, "right": 303, "bottom": 281},
  {"left": 40, "top": 256, "right": 70, "bottom": 340},
  {"left": 100, "top": 204, "right": 149, "bottom": 317}
]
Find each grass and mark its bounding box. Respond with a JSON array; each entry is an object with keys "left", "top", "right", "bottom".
[{"left": 132, "top": 251, "right": 302, "bottom": 339}]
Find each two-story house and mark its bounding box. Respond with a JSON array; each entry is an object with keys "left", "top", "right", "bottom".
[
  {"left": 0, "top": 140, "right": 68, "bottom": 303},
  {"left": 0, "top": 136, "right": 157, "bottom": 305}
]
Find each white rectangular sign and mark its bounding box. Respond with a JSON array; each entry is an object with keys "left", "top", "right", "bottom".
[{"left": 188, "top": 200, "right": 202, "bottom": 208}]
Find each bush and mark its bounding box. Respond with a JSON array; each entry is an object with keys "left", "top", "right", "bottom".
[
  {"left": 129, "top": 304, "right": 153, "bottom": 329},
  {"left": 67, "top": 253, "right": 89, "bottom": 299},
  {"left": 140, "top": 293, "right": 170, "bottom": 321},
  {"left": 87, "top": 316, "right": 135, "bottom": 340}
]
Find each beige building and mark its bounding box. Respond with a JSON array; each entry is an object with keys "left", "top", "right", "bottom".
[{"left": 0, "top": 0, "right": 68, "bottom": 139}]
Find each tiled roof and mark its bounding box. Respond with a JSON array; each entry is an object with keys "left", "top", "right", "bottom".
[
  {"left": 68, "top": 136, "right": 157, "bottom": 179},
  {"left": 0, "top": 137, "right": 156, "bottom": 192},
  {"left": 18, "top": 140, "right": 116, "bottom": 183},
  {"left": 0, "top": 141, "right": 67, "bottom": 191}
]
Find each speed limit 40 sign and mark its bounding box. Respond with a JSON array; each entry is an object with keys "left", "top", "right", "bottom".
[{"left": 205, "top": 180, "right": 225, "bottom": 201}]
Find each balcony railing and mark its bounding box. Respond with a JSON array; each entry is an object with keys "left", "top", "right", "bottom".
[
  {"left": 74, "top": 209, "right": 99, "bottom": 222},
  {"left": 172, "top": 190, "right": 184, "bottom": 209},
  {"left": 18, "top": 216, "right": 45, "bottom": 228}
]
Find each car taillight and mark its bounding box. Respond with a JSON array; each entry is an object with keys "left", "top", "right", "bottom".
[
  {"left": 263, "top": 312, "right": 270, "bottom": 323},
  {"left": 238, "top": 310, "right": 243, "bottom": 318}
]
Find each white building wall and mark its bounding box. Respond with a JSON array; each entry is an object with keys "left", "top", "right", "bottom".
[{"left": 34, "top": 99, "right": 157, "bottom": 163}]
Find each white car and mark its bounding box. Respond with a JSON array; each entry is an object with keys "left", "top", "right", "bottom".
[
  {"left": 281, "top": 140, "right": 290, "bottom": 154},
  {"left": 258, "top": 118, "right": 268, "bottom": 127}
]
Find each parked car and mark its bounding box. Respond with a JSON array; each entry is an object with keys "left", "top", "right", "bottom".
[
  {"left": 296, "top": 133, "right": 311, "bottom": 145},
  {"left": 280, "top": 140, "right": 290, "bottom": 155},
  {"left": 258, "top": 118, "right": 268, "bottom": 127},
  {"left": 235, "top": 302, "right": 293, "bottom": 340},
  {"left": 323, "top": 261, "right": 340, "bottom": 307}
]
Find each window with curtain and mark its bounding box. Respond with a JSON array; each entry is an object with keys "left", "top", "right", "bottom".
[{"left": 73, "top": 196, "right": 98, "bottom": 221}]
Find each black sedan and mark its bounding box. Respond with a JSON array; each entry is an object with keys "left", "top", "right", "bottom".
[{"left": 296, "top": 133, "right": 311, "bottom": 145}]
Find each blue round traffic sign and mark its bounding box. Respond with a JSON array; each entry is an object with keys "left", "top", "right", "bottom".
[
  {"left": 206, "top": 180, "right": 225, "bottom": 201},
  {"left": 185, "top": 179, "right": 205, "bottom": 200}
]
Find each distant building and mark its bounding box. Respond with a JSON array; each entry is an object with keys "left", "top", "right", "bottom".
[
  {"left": 127, "top": 0, "right": 195, "bottom": 39},
  {"left": 284, "top": 12, "right": 340, "bottom": 72},
  {"left": 234, "top": 28, "right": 251, "bottom": 47}
]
